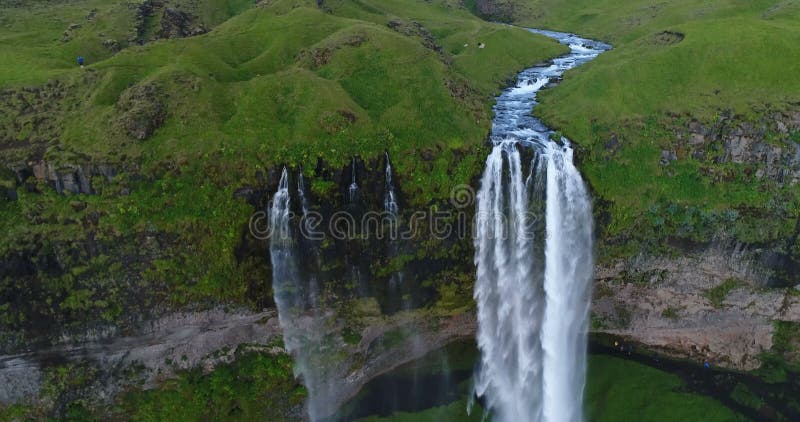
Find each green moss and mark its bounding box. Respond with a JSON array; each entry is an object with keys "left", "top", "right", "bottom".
[
  {"left": 730, "top": 382, "right": 765, "bottom": 411},
  {"left": 356, "top": 397, "right": 483, "bottom": 422},
  {"left": 113, "top": 351, "right": 304, "bottom": 421},
  {"left": 342, "top": 326, "right": 363, "bottom": 345},
  {"left": 704, "top": 278, "right": 745, "bottom": 309},
  {"left": 480, "top": 0, "right": 800, "bottom": 258},
  {"left": 660, "top": 306, "right": 680, "bottom": 320},
  {"left": 755, "top": 321, "right": 800, "bottom": 382},
  {"left": 586, "top": 355, "right": 745, "bottom": 421}
]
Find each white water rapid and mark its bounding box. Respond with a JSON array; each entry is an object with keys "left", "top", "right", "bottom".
[{"left": 472, "top": 29, "right": 610, "bottom": 422}]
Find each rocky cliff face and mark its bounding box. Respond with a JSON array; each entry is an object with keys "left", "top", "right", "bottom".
[
  {"left": 0, "top": 304, "right": 476, "bottom": 419},
  {"left": 592, "top": 246, "right": 800, "bottom": 371},
  {"left": 671, "top": 111, "right": 800, "bottom": 186}
]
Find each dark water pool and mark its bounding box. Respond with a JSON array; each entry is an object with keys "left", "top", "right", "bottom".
[{"left": 337, "top": 337, "right": 800, "bottom": 421}]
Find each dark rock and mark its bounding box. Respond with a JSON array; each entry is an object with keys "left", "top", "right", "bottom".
[
  {"left": 604, "top": 134, "right": 620, "bottom": 152},
  {"left": 653, "top": 31, "right": 684, "bottom": 45},
  {"left": 659, "top": 149, "right": 677, "bottom": 166},
  {"left": 234, "top": 186, "right": 255, "bottom": 200},
  {"left": 298, "top": 34, "right": 367, "bottom": 69},
  {"left": 61, "top": 172, "right": 80, "bottom": 194},
  {"left": 160, "top": 8, "right": 190, "bottom": 38},
  {"left": 473, "top": 0, "right": 515, "bottom": 22},
  {"left": 102, "top": 38, "right": 120, "bottom": 53},
  {"left": 386, "top": 20, "right": 445, "bottom": 60},
  {"left": 2, "top": 188, "right": 17, "bottom": 201},
  {"left": 160, "top": 7, "right": 205, "bottom": 39},
  {"left": 69, "top": 201, "right": 87, "bottom": 211}
]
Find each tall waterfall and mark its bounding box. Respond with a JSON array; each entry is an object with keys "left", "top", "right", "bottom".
[
  {"left": 270, "top": 168, "right": 336, "bottom": 421},
  {"left": 472, "top": 30, "right": 609, "bottom": 422}
]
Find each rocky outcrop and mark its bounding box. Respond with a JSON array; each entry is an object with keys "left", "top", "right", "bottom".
[
  {"left": 27, "top": 160, "right": 116, "bottom": 195},
  {"left": 160, "top": 7, "right": 206, "bottom": 39},
  {"left": 0, "top": 81, "right": 68, "bottom": 162},
  {"left": 130, "top": 0, "right": 207, "bottom": 44},
  {"left": 674, "top": 111, "right": 800, "bottom": 185},
  {"left": 591, "top": 246, "right": 800, "bottom": 370},
  {"left": 473, "top": 0, "right": 516, "bottom": 22},
  {"left": 386, "top": 20, "right": 445, "bottom": 60},
  {"left": 0, "top": 306, "right": 475, "bottom": 420},
  {"left": 0, "top": 309, "right": 283, "bottom": 404},
  {"left": 116, "top": 83, "right": 165, "bottom": 140},
  {"left": 297, "top": 33, "right": 367, "bottom": 69}
]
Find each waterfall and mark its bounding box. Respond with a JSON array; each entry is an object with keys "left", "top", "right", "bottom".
[
  {"left": 383, "top": 152, "right": 406, "bottom": 304},
  {"left": 269, "top": 168, "right": 336, "bottom": 421},
  {"left": 384, "top": 152, "right": 399, "bottom": 217},
  {"left": 297, "top": 167, "right": 320, "bottom": 308},
  {"left": 472, "top": 30, "right": 609, "bottom": 422},
  {"left": 349, "top": 157, "right": 360, "bottom": 203},
  {"left": 298, "top": 167, "right": 310, "bottom": 218}
]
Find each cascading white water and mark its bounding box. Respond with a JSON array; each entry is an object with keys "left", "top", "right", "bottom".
[
  {"left": 349, "top": 157, "right": 360, "bottom": 203},
  {"left": 384, "top": 152, "right": 404, "bottom": 291},
  {"left": 270, "top": 168, "right": 337, "bottom": 421},
  {"left": 384, "top": 152, "right": 399, "bottom": 217},
  {"left": 298, "top": 167, "right": 311, "bottom": 218},
  {"left": 472, "top": 29, "right": 609, "bottom": 422}
]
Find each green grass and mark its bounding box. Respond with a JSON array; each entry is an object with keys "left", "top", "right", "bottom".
[
  {"left": 0, "top": 350, "right": 306, "bottom": 421},
  {"left": 0, "top": 0, "right": 566, "bottom": 340},
  {"left": 481, "top": 0, "right": 800, "bottom": 259},
  {"left": 356, "top": 398, "right": 483, "bottom": 422},
  {"left": 113, "top": 352, "right": 304, "bottom": 421},
  {"left": 585, "top": 355, "right": 745, "bottom": 422},
  {"left": 0, "top": 0, "right": 254, "bottom": 87},
  {"left": 704, "top": 277, "right": 746, "bottom": 309}
]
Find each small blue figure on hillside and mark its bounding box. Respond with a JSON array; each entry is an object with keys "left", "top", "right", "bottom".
[
  {"left": 77, "top": 56, "right": 85, "bottom": 68},
  {"left": 704, "top": 361, "right": 710, "bottom": 369}
]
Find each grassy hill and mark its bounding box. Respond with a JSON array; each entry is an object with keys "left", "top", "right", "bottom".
[
  {"left": 484, "top": 0, "right": 800, "bottom": 263},
  {"left": 0, "top": 0, "right": 565, "bottom": 343}
]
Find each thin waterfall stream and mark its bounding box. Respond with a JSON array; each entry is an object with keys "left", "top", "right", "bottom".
[{"left": 472, "top": 29, "right": 610, "bottom": 422}]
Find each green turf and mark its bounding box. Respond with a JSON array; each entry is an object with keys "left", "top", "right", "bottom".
[
  {"left": 0, "top": 0, "right": 566, "bottom": 337},
  {"left": 483, "top": 0, "right": 800, "bottom": 259},
  {"left": 585, "top": 355, "right": 744, "bottom": 422}
]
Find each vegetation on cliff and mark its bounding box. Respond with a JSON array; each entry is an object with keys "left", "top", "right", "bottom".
[
  {"left": 0, "top": 0, "right": 565, "bottom": 345},
  {"left": 486, "top": 0, "right": 800, "bottom": 269}
]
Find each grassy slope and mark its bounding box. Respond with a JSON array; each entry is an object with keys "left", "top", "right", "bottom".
[
  {"left": 0, "top": 0, "right": 565, "bottom": 333},
  {"left": 0, "top": 0, "right": 254, "bottom": 86},
  {"left": 585, "top": 355, "right": 744, "bottom": 421},
  {"left": 500, "top": 0, "right": 800, "bottom": 258}
]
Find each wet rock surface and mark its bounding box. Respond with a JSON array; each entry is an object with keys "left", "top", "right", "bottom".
[{"left": 0, "top": 309, "right": 283, "bottom": 404}]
